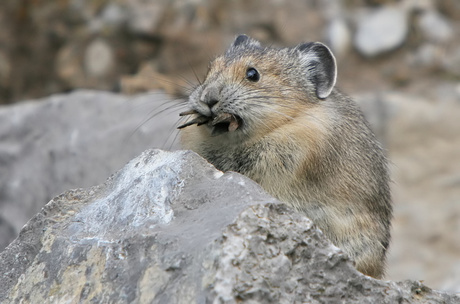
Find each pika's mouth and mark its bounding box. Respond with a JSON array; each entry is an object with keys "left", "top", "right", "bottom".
[{"left": 177, "top": 110, "right": 242, "bottom": 136}]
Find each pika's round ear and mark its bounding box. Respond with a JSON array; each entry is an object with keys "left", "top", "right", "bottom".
[
  {"left": 230, "top": 34, "right": 261, "bottom": 49},
  {"left": 295, "top": 42, "right": 337, "bottom": 99}
]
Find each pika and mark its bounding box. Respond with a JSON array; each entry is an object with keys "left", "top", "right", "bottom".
[{"left": 178, "top": 35, "right": 392, "bottom": 278}]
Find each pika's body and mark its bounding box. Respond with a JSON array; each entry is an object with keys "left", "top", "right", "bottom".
[{"left": 179, "top": 35, "right": 392, "bottom": 278}]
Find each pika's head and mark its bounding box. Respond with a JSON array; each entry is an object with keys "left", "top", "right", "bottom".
[{"left": 179, "top": 35, "right": 337, "bottom": 139}]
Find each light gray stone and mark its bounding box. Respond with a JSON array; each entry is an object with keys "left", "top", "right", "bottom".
[
  {"left": 84, "top": 38, "right": 115, "bottom": 77},
  {"left": 354, "top": 6, "right": 408, "bottom": 57},
  {"left": 418, "top": 10, "right": 454, "bottom": 43},
  {"left": 326, "top": 18, "right": 351, "bottom": 58},
  {"left": 101, "top": 3, "right": 129, "bottom": 28},
  {"left": 0, "top": 90, "right": 182, "bottom": 251},
  {"left": 410, "top": 43, "right": 444, "bottom": 68},
  {"left": 126, "top": 0, "right": 166, "bottom": 35},
  {"left": 1, "top": 148, "right": 459, "bottom": 303}
]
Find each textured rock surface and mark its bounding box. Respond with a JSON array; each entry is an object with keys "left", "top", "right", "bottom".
[
  {"left": 1, "top": 149, "right": 459, "bottom": 303},
  {"left": 0, "top": 90, "right": 182, "bottom": 250}
]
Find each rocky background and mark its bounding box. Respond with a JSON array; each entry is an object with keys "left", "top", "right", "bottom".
[
  {"left": 0, "top": 0, "right": 459, "bottom": 103},
  {"left": 0, "top": 0, "right": 459, "bottom": 295}
]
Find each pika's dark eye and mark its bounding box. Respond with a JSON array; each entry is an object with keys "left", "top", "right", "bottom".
[{"left": 246, "top": 67, "right": 260, "bottom": 82}]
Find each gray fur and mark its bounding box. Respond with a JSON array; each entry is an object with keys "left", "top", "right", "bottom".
[{"left": 227, "top": 34, "right": 262, "bottom": 53}]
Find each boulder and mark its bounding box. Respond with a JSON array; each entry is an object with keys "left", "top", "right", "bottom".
[
  {"left": 354, "top": 6, "right": 408, "bottom": 57},
  {"left": 0, "top": 90, "right": 182, "bottom": 251},
  {"left": 326, "top": 18, "right": 352, "bottom": 58},
  {"left": 1, "top": 149, "right": 459, "bottom": 303},
  {"left": 417, "top": 10, "right": 454, "bottom": 44}
]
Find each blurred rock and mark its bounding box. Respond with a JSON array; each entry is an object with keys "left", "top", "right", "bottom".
[
  {"left": 354, "top": 6, "right": 409, "bottom": 57},
  {"left": 441, "top": 262, "right": 460, "bottom": 293},
  {"left": 1, "top": 148, "right": 459, "bottom": 303},
  {"left": 402, "top": 0, "right": 435, "bottom": 12},
  {"left": 409, "top": 43, "right": 444, "bottom": 68},
  {"left": 84, "top": 38, "right": 115, "bottom": 78},
  {"left": 433, "top": 82, "right": 460, "bottom": 103},
  {"left": 55, "top": 43, "right": 86, "bottom": 88},
  {"left": 0, "top": 90, "right": 182, "bottom": 251},
  {"left": 437, "top": 0, "right": 460, "bottom": 21},
  {"left": 371, "top": 92, "right": 460, "bottom": 293},
  {"left": 326, "top": 18, "right": 352, "bottom": 58},
  {"left": 1, "top": 0, "right": 460, "bottom": 103},
  {"left": 57, "top": 39, "right": 118, "bottom": 90},
  {"left": 100, "top": 3, "right": 129, "bottom": 28},
  {"left": 418, "top": 10, "right": 454, "bottom": 43},
  {"left": 271, "top": 1, "right": 325, "bottom": 44},
  {"left": 0, "top": 50, "right": 10, "bottom": 87},
  {"left": 126, "top": 0, "right": 166, "bottom": 35},
  {"left": 0, "top": 216, "right": 15, "bottom": 250},
  {"left": 120, "top": 62, "right": 189, "bottom": 96},
  {"left": 442, "top": 46, "right": 460, "bottom": 77}
]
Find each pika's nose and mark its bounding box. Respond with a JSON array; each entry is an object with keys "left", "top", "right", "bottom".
[
  {"left": 206, "top": 98, "right": 218, "bottom": 107},
  {"left": 201, "top": 86, "right": 220, "bottom": 108}
]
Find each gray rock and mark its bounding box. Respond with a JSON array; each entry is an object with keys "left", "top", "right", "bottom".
[
  {"left": 418, "top": 10, "right": 454, "bottom": 43},
  {"left": 55, "top": 43, "right": 86, "bottom": 87},
  {"left": 377, "top": 92, "right": 460, "bottom": 293},
  {"left": 126, "top": 0, "right": 166, "bottom": 35},
  {"left": 354, "top": 6, "right": 408, "bottom": 57},
  {"left": 84, "top": 38, "right": 115, "bottom": 77},
  {"left": 326, "top": 18, "right": 351, "bottom": 58},
  {"left": 1, "top": 149, "right": 459, "bottom": 303},
  {"left": 100, "top": 3, "right": 129, "bottom": 28},
  {"left": 0, "top": 90, "right": 182, "bottom": 251},
  {"left": 410, "top": 43, "right": 444, "bottom": 68}
]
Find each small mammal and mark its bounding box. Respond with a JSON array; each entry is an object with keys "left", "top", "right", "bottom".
[{"left": 178, "top": 35, "right": 392, "bottom": 278}]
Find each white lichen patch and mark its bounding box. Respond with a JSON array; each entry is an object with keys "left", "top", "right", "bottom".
[{"left": 68, "top": 150, "right": 187, "bottom": 239}]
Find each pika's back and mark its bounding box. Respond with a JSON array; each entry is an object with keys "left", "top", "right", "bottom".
[{"left": 179, "top": 35, "right": 392, "bottom": 279}]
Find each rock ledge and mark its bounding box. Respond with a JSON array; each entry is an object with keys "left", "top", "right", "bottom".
[{"left": 1, "top": 149, "right": 458, "bottom": 303}]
